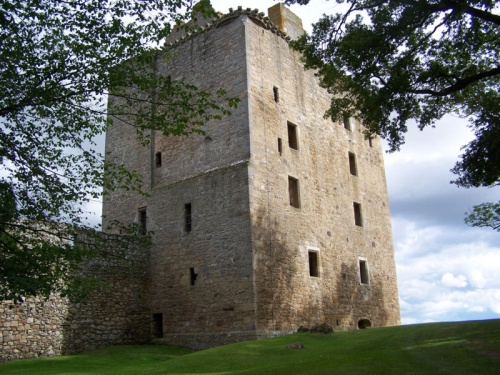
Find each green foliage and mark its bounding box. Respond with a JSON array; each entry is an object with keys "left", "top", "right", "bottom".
[
  {"left": 287, "top": 0, "right": 500, "bottom": 188},
  {"left": 465, "top": 201, "right": 500, "bottom": 231},
  {"left": 2, "top": 320, "right": 499, "bottom": 374},
  {"left": 0, "top": 0, "right": 238, "bottom": 301}
]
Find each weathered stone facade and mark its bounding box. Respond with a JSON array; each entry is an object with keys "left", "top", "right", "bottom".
[
  {"left": 1, "top": 296, "right": 68, "bottom": 361},
  {"left": 1, "top": 4, "right": 400, "bottom": 360},
  {"left": 103, "top": 4, "right": 400, "bottom": 349}
]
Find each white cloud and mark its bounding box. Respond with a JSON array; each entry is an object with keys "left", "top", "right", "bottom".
[
  {"left": 468, "top": 269, "right": 488, "bottom": 289},
  {"left": 382, "top": 113, "right": 500, "bottom": 324},
  {"left": 441, "top": 273, "right": 468, "bottom": 288},
  {"left": 396, "top": 225, "right": 500, "bottom": 323},
  {"left": 393, "top": 219, "right": 444, "bottom": 258},
  {"left": 491, "top": 290, "right": 500, "bottom": 314},
  {"left": 402, "top": 286, "right": 500, "bottom": 322}
]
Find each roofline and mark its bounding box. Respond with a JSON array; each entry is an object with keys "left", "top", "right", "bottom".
[{"left": 164, "top": 6, "right": 292, "bottom": 50}]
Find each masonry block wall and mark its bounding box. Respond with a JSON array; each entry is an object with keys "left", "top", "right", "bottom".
[
  {"left": 0, "top": 296, "right": 68, "bottom": 361},
  {"left": 103, "top": 11, "right": 257, "bottom": 349},
  {"left": 61, "top": 253, "right": 150, "bottom": 354},
  {"left": 0, "top": 247, "right": 149, "bottom": 362},
  {"left": 245, "top": 13, "right": 400, "bottom": 333},
  {"left": 102, "top": 4, "right": 400, "bottom": 350},
  {"left": 1, "top": 4, "right": 400, "bottom": 361}
]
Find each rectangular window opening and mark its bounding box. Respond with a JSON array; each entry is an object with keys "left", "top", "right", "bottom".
[
  {"left": 273, "top": 86, "right": 279, "bottom": 102},
  {"left": 287, "top": 121, "right": 298, "bottom": 150},
  {"left": 278, "top": 138, "right": 282, "bottom": 155},
  {"left": 185, "top": 203, "right": 192, "bottom": 232},
  {"left": 155, "top": 151, "right": 162, "bottom": 168},
  {"left": 190, "top": 267, "right": 198, "bottom": 286},
  {"left": 343, "top": 114, "right": 352, "bottom": 131},
  {"left": 353, "top": 202, "right": 363, "bottom": 227},
  {"left": 152, "top": 313, "right": 163, "bottom": 338},
  {"left": 348, "top": 152, "right": 358, "bottom": 176},
  {"left": 288, "top": 176, "right": 300, "bottom": 208},
  {"left": 359, "top": 259, "right": 369, "bottom": 285},
  {"left": 368, "top": 137, "right": 373, "bottom": 147},
  {"left": 308, "top": 251, "right": 319, "bottom": 277},
  {"left": 138, "top": 207, "right": 147, "bottom": 234}
]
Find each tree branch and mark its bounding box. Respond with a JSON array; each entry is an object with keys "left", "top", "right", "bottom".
[
  {"left": 442, "top": 0, "right": 500, "bottom": 26},
  {"left": 409, "top": 66, "right": 500, "bottom": 96}
]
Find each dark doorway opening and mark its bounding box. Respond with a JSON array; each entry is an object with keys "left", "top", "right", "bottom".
[
  {"left": 358, "top": 319, "right": 372, "bottom": 329},
  {"left": 152, "top": 313, "right": 163, "bottom": 338}
]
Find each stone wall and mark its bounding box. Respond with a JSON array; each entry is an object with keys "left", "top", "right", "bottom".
[
  {"left": 102, "top": 12, "right": 261, "bottom": 349},
  {"left": 61, "top": 253, "right": 150, "bottom": 354},
  {"left": 149, "top": 14, "right": 254, "bottom": 346},
  {"left": 1, "top": 295, "right": 68, "bottom": 361},
  {"left": 148, "top": 163, "right": 255, "bottom": 344},
  {"left": 2, "top": 5, "right": 400, "bottom": 359},
  {"left": 101, "top": 5, "right": 399, "bottom": 350},
  {"left": 244, "top": 14, "right": 400, "bottom": 333},
  {"left": 0, "top": 246, "right": 149, "bottom": 362}
]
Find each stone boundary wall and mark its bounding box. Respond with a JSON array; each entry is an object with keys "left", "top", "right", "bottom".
[
  {"left": 62, "top": 260, "right": 150, "bottom": 354},
  {"left": 0, "top": 248, "right": 150, "bottom": 362},
  {"left": 0, "top": 295, "right": 68, "bottom": 361}
]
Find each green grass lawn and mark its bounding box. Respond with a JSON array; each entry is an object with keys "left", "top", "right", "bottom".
[{"left": 1, "top": 319, "right": 499, "bottom": 374}]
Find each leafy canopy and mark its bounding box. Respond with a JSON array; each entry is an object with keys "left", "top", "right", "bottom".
[
  {"left": 465, "top": 201, "right": 500, "bottom": 231},
  {"left": 0, "top": 0, "right": 237, "bottom": 301},
  {"left": 286, "top": 0, "right": 499, "bottom": 189}
]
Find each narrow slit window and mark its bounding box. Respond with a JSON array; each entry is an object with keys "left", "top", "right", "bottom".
[
  {"left": 278, "top": 138, "right": 282, "bottom": 155},
  {"left": 185, "top": 203, "right": 192, "bottom": 232},
  {"left": 287, "top": 122, "right": 298, "bottom": 150},
  {"left": 359, "top": 259, "right": 369, "bottom": 285},
  {"left": 353, "top": 202, "right": 363, "bottom": 226},
  {"left": 368, "top": 137, "right": 373, "bottom": 147},
  {"left": 138, "top": 207, "right": 147, "bottom": 234},
  {"left": 288, "top": 176, "right": 300, "bottom": 208},
  {"left": 308, "top": 251, "right": 319, "bottom": 277},
  {"left": 348, "top": 152, "right": 357, "bottom": 176},
  {"left": 343, "top": 114, "right": 351, "bottom": 131},
  {"left": 273, "top": 86, "right": 279, "bottom": 102},
  {"left": 190, "top": 267, "right": 198, "bottom": 286},
  {"left": 155, "top": 152, "right": 162, "bottom": 168}
]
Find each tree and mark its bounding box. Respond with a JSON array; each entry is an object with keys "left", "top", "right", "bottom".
[
  {"left": 286, "top": 0, "right": 499, "bottom": 189},
  {"left": 0, "top": 0, "right": 238, "bottom": 301},
  {"left": 465, "top": 201, "right": 500, "bottom": 231}
]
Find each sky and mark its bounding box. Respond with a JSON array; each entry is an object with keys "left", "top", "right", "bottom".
[
  {"left": 207, "top": 0, "right": 500, "bottom": 325},
  {"left": 82, "top": 0, "right": 500, "bottom": 325}
]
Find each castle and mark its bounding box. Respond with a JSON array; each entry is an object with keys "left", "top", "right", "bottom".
[
  {"left": 0, "top": 4, "right": 399, "bottom": 360},
  {"left": 103, "top": 3, "right": 400, "bottom": 348}
]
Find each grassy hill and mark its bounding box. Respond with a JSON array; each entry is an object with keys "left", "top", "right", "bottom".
[{"left": 1, "top": 319, "right": 499, "bottom": 374}]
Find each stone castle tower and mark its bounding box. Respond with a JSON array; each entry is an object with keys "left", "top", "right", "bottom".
[{"left": 103, "top": 4, "right": 400, "bottom": 349}]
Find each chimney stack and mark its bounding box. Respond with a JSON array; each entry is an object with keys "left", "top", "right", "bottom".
[{"left": 268, "top": 3, "right": 304, "bottom": 40}]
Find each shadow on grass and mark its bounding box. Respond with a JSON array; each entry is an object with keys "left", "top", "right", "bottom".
[{"left": 1, "top": 320, "right": 499, "bottom": 375}]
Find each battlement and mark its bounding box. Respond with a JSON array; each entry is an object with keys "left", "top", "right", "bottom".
[{"left": 164, "top": 4, "right": 304, "bottom": 49}]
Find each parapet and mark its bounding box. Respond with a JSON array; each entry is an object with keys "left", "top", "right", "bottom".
[{"left": 164, "top": 4, "right": 305, "bottom": 49}]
